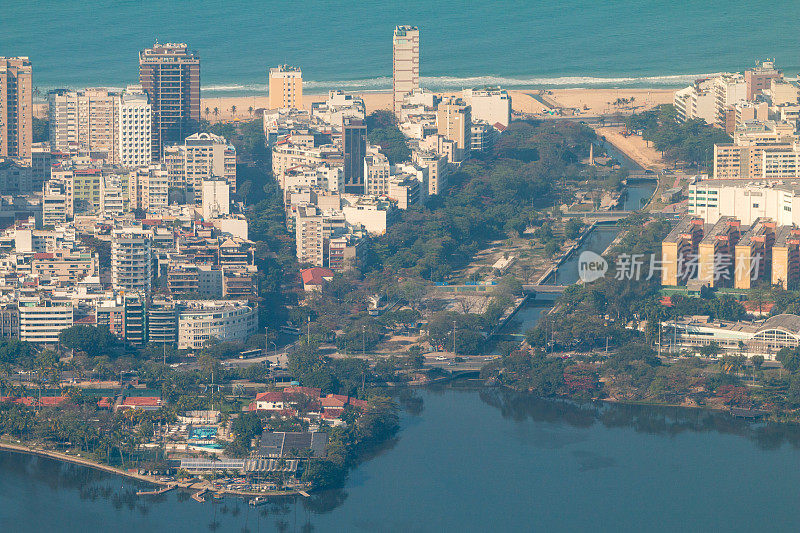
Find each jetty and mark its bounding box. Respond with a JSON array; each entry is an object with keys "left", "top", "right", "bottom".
[
  {"left": 191, "top": 488, "right": 208, "bottom": 503},
  {"left": 136, "top": 484, "right": 175, "bottom": 496},
  {"left": 298, "top": 490, "right": 311, "bottom": 498}
]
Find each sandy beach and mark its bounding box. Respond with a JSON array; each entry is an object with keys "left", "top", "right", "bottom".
[
  {"left": 594, "top": 125, "right": 667, "bottom": 170},
  {"left": 199, "top": 88, "right": 675, "bottom": 123}
]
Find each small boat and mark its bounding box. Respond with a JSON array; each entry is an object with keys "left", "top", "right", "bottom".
[
  {"left": 248, "top": 496, "right": 268, "bottom": 506},
  {"left": 212, "top": 492, "right": 224, "bottom": 500}
]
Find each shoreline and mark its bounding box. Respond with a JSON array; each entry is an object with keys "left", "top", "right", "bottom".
[{"left": 0, "top": 441, "right": 303, "bottom": 499}]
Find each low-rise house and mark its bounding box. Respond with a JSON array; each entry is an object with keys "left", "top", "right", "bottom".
[{"left": 116, "top": 396, "right": 162, "bottom": 411}]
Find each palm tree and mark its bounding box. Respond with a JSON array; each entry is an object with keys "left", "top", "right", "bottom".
[
  {"left": 248, "top": 106, "right": 254, "bottom": 117},
  {"left": 213, "top": 107, "right": 220, "bottom": 120},
  {"left": 230, "top": 105, "right": 237, "bottom": 117},
  {"left": 205, "top": 107, "right": 210, "bottom": 120}
]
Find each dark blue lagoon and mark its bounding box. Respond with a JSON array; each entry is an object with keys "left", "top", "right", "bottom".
[{"left": 3, "top": 388, "right": 800, "bottom": 532}]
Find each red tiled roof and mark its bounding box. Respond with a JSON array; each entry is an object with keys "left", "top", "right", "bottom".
[
  {"left": 33, "top": 252, "right": 53, "bottom": 259},
  {"left": 349, "top": 398, "right": 369, "bottom": 410},
  {"left": 283, "top": 386, "right": 322, "bottom": 399},
  {"left": 97, "top": 397, "right": 112, "bottom": 408},
  {"left": 320, "top": 396, "right": 347, "bottom": 408},
  {"left": 122, "top": 396, "right": 161, "bottom": 407},
  {"left": 301, "top": 267, "right": 334, "bottom": 286},
  {"left": 255, "top": 391, "right": 285, "bottom": 402},
  {"left": 743, "top": 301, "right": 774, "bottom": 313},
  {"left": 74, "top": 315, "right": 96, "bottom": 324},
  {"left": 659, "top": 296, "right": 673, "bottom": 307}
]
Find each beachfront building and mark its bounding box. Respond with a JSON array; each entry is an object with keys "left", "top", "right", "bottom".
[
  {"left": 0, "top": 57, "right": 33, "bottom": 160},
  {"left": 393, "top": 26, "right": 420, "bottom": 116},
  {"left": 118, "top": 85, "right": 152, "bottom": 168},
  {"left": 139, "top": 42, "right": 201, "bottom": 160},
  {"left": 745, "top": 61, "right": 782, "bottom": 101},
  {"left": 463, "top": 87, "right": 511, "bottom": 128},
  {"left": 269, "top": 65, "right": 303, "bottom": 110},
  {"left": 674, "top": 80, "right": 717, "bottom": 125},
  {"left": 176, "top": 300, "right": 258, "bottom": 349},
  {"left": 163, "top": 132, "right": 236, "bottom": 202}
]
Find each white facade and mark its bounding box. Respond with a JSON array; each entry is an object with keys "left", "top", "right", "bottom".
[
  {"left": 164, "top": 132, "right": 236, "bottom": 202},
  {"left": 393, "top": 26, "right": 420, "bottom": 116},
  {"left": 202, "top": 179, "right": 230, "bottom": 220},
  {"left": 463, "top": 87, "right": 511, "bottom": 128},
  {"left": 688, "top": 180, "right": 800, "bottom": 226},
  {"left": 18, "top": 297, "right": 73, "bottom": 344},
  {"left": 111, "top": 228, "right": 153, "bottom": 294},
  {"left": 177, "top": 300, "right": 258, "bottom": 349},
  {"left": 48, "top": 87, "right": 120, "bottom": 161},
  {"left": 118, "top": 86, "right": 152, "bottom": 168}
]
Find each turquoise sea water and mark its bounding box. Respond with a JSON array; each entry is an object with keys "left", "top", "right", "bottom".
[{"left": 3, "top": 0, "right": 800, "bottom": 95}]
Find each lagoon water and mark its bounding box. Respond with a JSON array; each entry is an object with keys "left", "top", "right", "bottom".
[
  {"left": 3, "top": 0, "right": 800, "bottom": 94},
  {"left": 3, "top": 388, "right": 800, "bottom": 532}
]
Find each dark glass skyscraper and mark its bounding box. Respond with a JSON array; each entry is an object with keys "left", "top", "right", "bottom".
[
  {"left": 343, "top": 117, "right": 367, "bottom": 193},
  {"left": 139, "top": 42, "right": 200, "bottom": 160}
]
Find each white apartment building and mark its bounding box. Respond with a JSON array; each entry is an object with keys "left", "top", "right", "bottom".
[
  {"left": 118, "top": 85, "right": 152, "bottom": 168},
  {"left": 42, "top": 180, "right": 69, "bottom": 226},
  {"left": 436, "top": 97, "right": 471, "bottom": 155},
  {"left": 18, "top": 297, "right": 73, "bottom": 344},
  {"left": 713, "top": 74, "right": 747, "bottom": 126},
  {"left": 311, "top": 90, "right": 366, "bottom": 128},
  {"left": 164, "top": 132, "right": 237, "bottom": 202},
  {"left": 364, "top": 149, "right": 391, "bottom": 196},
  {"left": 111, "top": 228, "right": 153, "bottom": 294},
  {"left": 129, "top": 164, "right": 168, "bottom": 211},
  {"left": 463, "top": 87, "right": 511, "bottom": 128},
  {"left": 393, "top": 26, "right": 420, "bottom": 116},
  {"left": 282, "top": 163, "right": 343, "bottom": 192},
  {"left": 673, "top": 80, "right": 717, "bottom": 124},
  {"left": 414, "top": 150, "right": 447, "bottom": 196},
  {"left": 48, "top": 88, "right": 120, "bottom": 161},
  {"left": 177, "top": 300, "right": 258, "bottom": 349},
  {"left": 272, "top": 143, "right": 342, "bottom": 186},
  {"left": 202, "top": 179, "right": 230, "bottom": 220},
  {"left": 688, "top": 180, "right": 800, "bottom": 226},
  {"left": 342, "top": 197, "right": 391, "bottom": 235}
]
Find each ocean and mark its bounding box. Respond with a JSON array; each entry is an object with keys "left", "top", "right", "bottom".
[{"left": 3, "top": 0, "right": 800, "bottom": 95}]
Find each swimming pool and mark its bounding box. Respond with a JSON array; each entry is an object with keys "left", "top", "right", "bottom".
[{"left": 189, "top": 426, "right": 218, "bottom": 439}]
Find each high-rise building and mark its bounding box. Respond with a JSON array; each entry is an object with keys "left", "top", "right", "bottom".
[
  {"left": 163, "top": 132, "right": 236, "bottom": 202},
  {"left": 393, "top": 26, "right": 419, "bottom": 116},
  {"left": 112, "top": 228, "right": 153, "bottom": 294},
  {"left": 0, "top": 57, "right": 33, "bottom": 160},
  {"left": 139, "top": 42, "right": 200, "bottom": 160},
  {"left": 436, "top": 96, "right": 471, "bottom": 157},
  {"left": 48, "top": 88, "right": 120, "bottom": 161},
  {"left": 745, "top": 61, "right": 782, "bottom": 101},
  {"left": 342, "top": 118, "right": 367, "bottom": 193},
  {"left": 118, "top": 85, "right": 152, "bottom": 168},
  {"left": 269, "top": 65, "right": 303, "bottom": 110}
]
